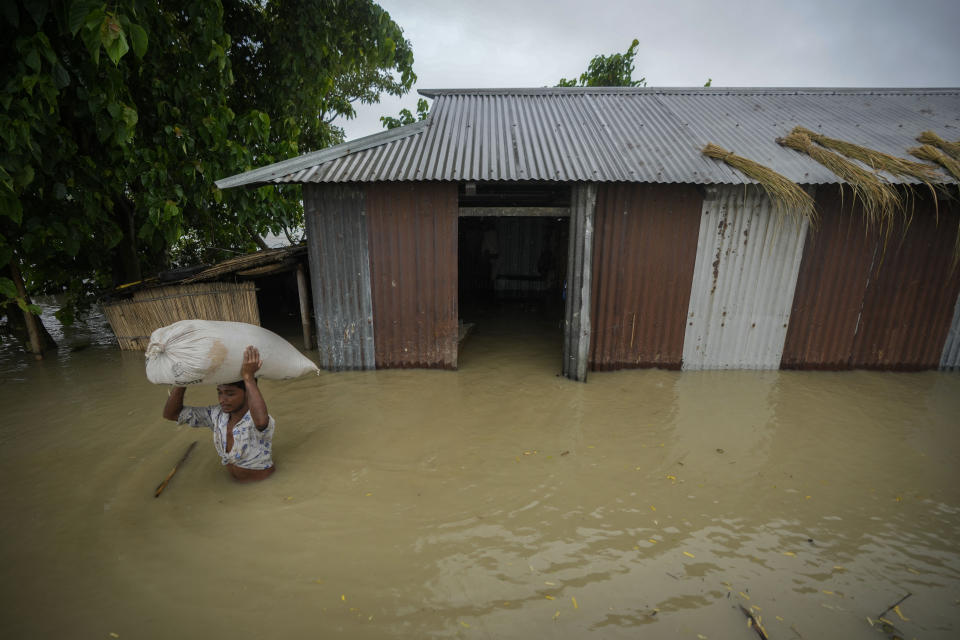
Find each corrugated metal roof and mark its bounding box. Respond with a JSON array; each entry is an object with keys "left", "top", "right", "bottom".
[{"left": 216, "top": 87, "right": 960, "bottom": 187}]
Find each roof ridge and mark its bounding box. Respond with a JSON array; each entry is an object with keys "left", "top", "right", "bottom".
[{"left": 420, "top": 87, "right": 960, "bottom": 97}]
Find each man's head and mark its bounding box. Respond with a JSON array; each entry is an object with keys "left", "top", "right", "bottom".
[{"left": 217, "top": 380, "right": 247, "bottom": 414}]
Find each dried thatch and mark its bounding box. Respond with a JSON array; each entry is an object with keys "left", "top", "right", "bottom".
[
  {"left": 776, "top": 131, "right": 902, "bottom": 236},
  {"left": 792, "top": 126, "right": 943, "bottom": 185},
  {"left": 701, "top": 143, "right": 815, "bottom": 225},
  {"left": 181, "top": 244, "right": 307, "bottom": 283},
  {"left": 910, "top": 144, "right": 960, "bottom": 183},
  {"left": 917, "top": 131, "right": 960, "bottom": 161}
]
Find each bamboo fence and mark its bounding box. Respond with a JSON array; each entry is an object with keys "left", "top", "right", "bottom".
[{"left": 102, "top": 282, "right": 260, "bottom": 350}]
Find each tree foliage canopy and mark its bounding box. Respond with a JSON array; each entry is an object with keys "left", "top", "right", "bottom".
[
  {"left": 380, "top": 97, "right": 430, "bottom": 130},
  {"left": 1, "top": 0, "right": 414, "bottom": 326},
  {"left": 558, "top": 39, "right": 646, "bottom": 88}
]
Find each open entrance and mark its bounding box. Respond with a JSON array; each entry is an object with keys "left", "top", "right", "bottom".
[{"left": 457, "top": 183, "right": 571, "bottom": 370}]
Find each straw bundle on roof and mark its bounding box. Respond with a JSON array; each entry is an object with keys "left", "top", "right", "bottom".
[
  {"left": 792, "top": 126, "right": 943, "bottom": 185},
  {"left": 102, "top": 282, "right": 260, "bottom": 350},
  {"left": 909, "top": 144, "right": 960, "bottom": 183},
  {"left": 917, "top": 131, "right": 960, "bottom": 160},
  {"left": 776, "top": 131, "right": 902, "bottom": 235},
  {"left": 701, "top": 143, "right": 815, "bottom": 225}
]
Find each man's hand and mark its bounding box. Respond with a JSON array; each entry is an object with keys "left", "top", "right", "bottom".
[{"left": 241, "top": 345, "right": 263, "bottom": 381}]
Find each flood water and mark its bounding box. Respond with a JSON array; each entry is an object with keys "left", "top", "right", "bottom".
[{"left": 2, "top": 305, "right": 959, "bottom": 639}]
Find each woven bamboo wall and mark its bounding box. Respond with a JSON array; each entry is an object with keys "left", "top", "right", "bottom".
[{"left": 102, "top": 282, "right": 260, "bottom": 350}]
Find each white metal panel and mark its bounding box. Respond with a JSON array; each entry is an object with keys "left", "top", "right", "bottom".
[
  {"left": 940, "top": 289, "right": 960, "bottom": 370},
  {"left": 682, "top": 186, "right": 809, "bottom": 370}
]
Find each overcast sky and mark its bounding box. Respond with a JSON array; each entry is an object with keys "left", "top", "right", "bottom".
[{"left": 338, "top": 0, "right": 960, "bottom": 141}]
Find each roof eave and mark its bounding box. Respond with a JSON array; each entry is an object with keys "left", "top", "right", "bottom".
[{"left": 214, "top": 120, "right": 429, "bottom": 190}]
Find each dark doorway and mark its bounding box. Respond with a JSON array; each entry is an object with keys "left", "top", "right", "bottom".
[{"left": 457, "top": 215, "right": 569, "bottom": 365}]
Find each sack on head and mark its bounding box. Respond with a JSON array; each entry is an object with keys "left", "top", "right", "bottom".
[{"left": 146, "top": 319, "right": 318, "bottom": 385}]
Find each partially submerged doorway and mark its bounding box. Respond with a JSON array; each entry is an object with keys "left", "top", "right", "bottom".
[{"left": 457, "top": 183, "right": 571, "bottom": 371}]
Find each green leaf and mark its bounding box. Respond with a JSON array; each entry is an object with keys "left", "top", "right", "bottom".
[
  {"left": 25, "top": 48, "right": 42, "bottom": 72},
  {"left": 0, "top": 278, "right": 17, "bottom": 299},
  {"left": 53, "top": 63, "right": 71, "bottom": 89},
  {"left": 129, "top": 23, "right": 147, "bottom": 58},
  {"left": 105, "top": 32, "right": 129, "bottom": 65},
  {"left": 24, "top": 0, "right": 48, "bottom": 27},
  {"left": 68, "top": 1, "right": 93, "bottom": 36},
  {"left": 80, "top": 17, "right": 102, "bottom": 63},
  {"left": 21, "top": 74, "right": 39, "bottom": 94}
]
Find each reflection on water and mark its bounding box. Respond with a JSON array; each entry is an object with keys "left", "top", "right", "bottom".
[{"left": 1, "top": 310, "right": 959, "bottom": 639}]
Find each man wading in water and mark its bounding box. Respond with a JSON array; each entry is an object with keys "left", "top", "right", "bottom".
[{"left": 162, "top": 346, "right": 276, "bottom": 481}]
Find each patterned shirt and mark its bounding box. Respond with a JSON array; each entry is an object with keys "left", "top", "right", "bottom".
[{"left": 178, "top": 406, "right": 275, "bottom": 470}]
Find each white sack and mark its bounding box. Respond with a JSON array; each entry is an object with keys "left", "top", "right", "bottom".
[{"left": 145, "top": 319, "right": 318, "bottom": 385}]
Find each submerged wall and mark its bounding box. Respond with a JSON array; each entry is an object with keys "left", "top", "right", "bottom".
[{"left": 304, "top": 181, "right": 960, "bottom": 376}]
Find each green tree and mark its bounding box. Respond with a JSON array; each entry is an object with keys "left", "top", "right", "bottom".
[
  {"left": 381, "top": 98, "right": 430, "bottom": 130},
  {"left": 1, "top": 0, "right": 414, "bottom": 341},
  {"left": 558, "top": 39, "right": 646, "bottom": 87}
]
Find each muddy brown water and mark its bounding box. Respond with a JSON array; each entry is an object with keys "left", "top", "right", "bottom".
[{"left": 2, "top": 306, "right": 959, "bottom": 639}]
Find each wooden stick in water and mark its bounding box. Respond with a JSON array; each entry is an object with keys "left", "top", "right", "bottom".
[
  {"left": 154, "top": 441, "right": 198, "bottom": 498},
  {"left": 738, "top": 604, "right": 769, "bottom": 640},
  {"left": 876, "top": 592, "right": 912, "bottom": 621}
]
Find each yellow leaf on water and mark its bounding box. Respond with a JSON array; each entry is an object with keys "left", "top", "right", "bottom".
[
  {"left": 572, "top": 596, "right": 578, "bottom": 609},
  {"left": 893, "top": 605, "right": 909, "bottom": 621},
  {"left": 683, "top": 551, "right": 695, "bottom": 558},
  {"left": 633, "top": 545, "right": 639, "bottom": 550},
  {"left": 553, "top": 610, "right": 561, "bottom": 619},
  {"left": 544, "top": 581, "right": 556, "bottom": 586},
  {"left": 739, "top": 592, "right": 750, "bottom": 600},
  {"left": 648, "top": 538, "right": 658, "bottom": 544},
  {"left": 783, "top": 551, "right": 796, "bottom": 557},
  {"left": 110, "top": 634, "right": 119, "bottom": 639},
  {"left": 365, "top": 492, "right": 372, "bottom": 497},
  {"left": 775, "top": 616, "right": 784, "bottom": 621},
  {"left": 821, "top": 590, "right": 834, "bottom": 595},
  {"left": 460, "top": 621, "right": 470, "bottom": 628},
  {"left": 698, "top": 635, "right": 708, "bottom": 639},
  {"left": 545, "top": 595, "right": 555, "bottom": 600},
  {"left": 833, "top": 565, "right": 845, "bottom": 571},
  {"left": 666, "top": 475, "right": 676, "bottom": 481},
  {"left": 650, "top": 505, "right": 656, "bottom": 512},
  {"left": 341, "top": 594, "right": 346, "bottom": 601}
]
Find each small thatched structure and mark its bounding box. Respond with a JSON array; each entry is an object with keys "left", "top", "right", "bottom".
[
  {"left": 101, "top": 244, "right": 312, "bottom": 351},
  {"left": 103, "top": 282, "right": 260, "bottom": 350}
]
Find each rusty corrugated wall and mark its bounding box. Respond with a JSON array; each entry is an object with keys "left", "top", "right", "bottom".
[
  {"left": 784, "top": 190, "right": 960, "bottom": 370},
  {"left": 563, "top": 184, "right": 597, "bottom": 381},
  {"left": 589, "top": 183, "right": 702, "bottom": 370},
  {"left": 303, "top": 184, "right": 376, "bottom": 370},
  {"left": 781, "top": 188, "right": 879, "bottom": 369},
  {"left": 850, "top": 197, "right": 960, "bottom": 369},
  {"left": 365, "top": 183, "right": 459, "bottom": 369}
]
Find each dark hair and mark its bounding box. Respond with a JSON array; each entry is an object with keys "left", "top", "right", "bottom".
[{"left": 221, "top": 380, "right": 246, "bottom": 391}]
